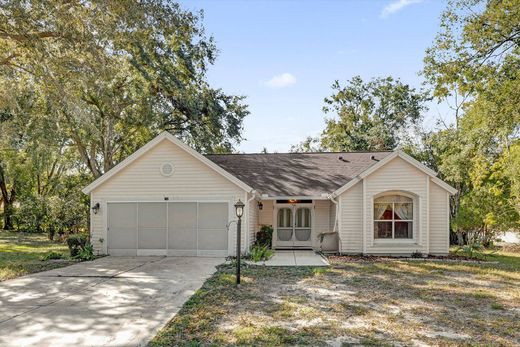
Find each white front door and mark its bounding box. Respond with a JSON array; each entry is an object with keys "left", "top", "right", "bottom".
[{"left": 275, "top": 205, "right": 312, "bottom": 248}]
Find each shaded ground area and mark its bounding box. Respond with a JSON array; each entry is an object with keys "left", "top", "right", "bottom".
[
  {"left": 0, "top": 231, "right": 73, "bottom": 281},
  {"left": 150, "top": 251, "right": 520, "bottom": 346},
  {"left": 0, "top": 256, "right": 222, "bottom": 347}
]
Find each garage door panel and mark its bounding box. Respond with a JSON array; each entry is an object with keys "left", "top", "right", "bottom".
[
  {"left": 198, "top": 203, "right": 228, "bottom": 229},
  {"left": 138, "top": 202, "right": 167, "bottom": 249},
  {"left": 108, "top": 201, "right": 229, "bottom": 257},
  {"left": 168, "top": 202, "right": 197, "bottom": 250},
  {"left": 198, "top": 228, "right": 228, "bottom": 250},
  {"left": 108, "top": 203, "right": 137, "bottom": 251},
  {"left": 198, "top": 203, "right": 228, "bottom": 252}
]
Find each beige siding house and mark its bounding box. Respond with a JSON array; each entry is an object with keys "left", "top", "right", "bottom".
[{"left": 83, "top": 131, "right": 456, "bottom": 257}]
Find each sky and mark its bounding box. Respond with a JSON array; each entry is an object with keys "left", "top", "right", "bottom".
[{"left": 178, "top": 0, "right": 451, "bottom": 153}]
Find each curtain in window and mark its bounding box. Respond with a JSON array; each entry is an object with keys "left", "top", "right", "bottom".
[
  {"left": 394, "top": 203, "right": 412, "bottom": 220},
  {"left": 374, "top": 194, "right": 414, "bottom": 240},
  {"left": 374, "top": 203, "right": 390, "bottom": 220},
  {"left": 375, "top": 195, "right": 412, "bottom": 203}
]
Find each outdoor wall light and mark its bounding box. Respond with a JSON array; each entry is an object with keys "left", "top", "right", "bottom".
[
  {"left": 91, "top": 202, "right": 100, "bottom": 214},
  {"left": 258, "top": 201, "right": 263, "bottom": 210}
]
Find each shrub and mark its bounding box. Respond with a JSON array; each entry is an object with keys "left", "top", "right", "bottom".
[
  {"left": 40, "top": 251, "right": 64, "bottom": 261},
  {"left": 254, "top": 225, "right": 273, "bottom": 248},
  {"left": 411, "top": 250, "right": 423, "bottom": 258},
  {"left": 13, "top": 192, "right": 88, "bottom": 239},
  {"left": 250, "top": 244, "right": 274, "bottom": 262},
  {"left": 14, "top": 194, "right": 49, "bottom": 233},
  {"left": 454, "top": 242, "right": 494, "bottom": 260},
  {"left": 75, "top": 242, "right": 95, "bottom": 261},
  {"left": 67, "top": 234, "right": 88, "bottom": 257}
]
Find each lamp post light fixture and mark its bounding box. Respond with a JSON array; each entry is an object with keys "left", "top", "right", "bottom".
[{"left": 234, "top": 199, "right": 245, "bottom": 287}]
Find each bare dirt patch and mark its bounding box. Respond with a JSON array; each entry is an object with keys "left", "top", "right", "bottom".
[{"left": 150, "top": 253, "right": 520, "bottom": 346}]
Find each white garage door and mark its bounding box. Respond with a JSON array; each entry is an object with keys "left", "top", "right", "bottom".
[{"left": 107, "top": 202, "right": 229, "bottom": 257}]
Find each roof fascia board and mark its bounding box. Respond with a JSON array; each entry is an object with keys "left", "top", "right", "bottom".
[
  {"left": 82, "top": 132, "right": 168, "bottom": 194},
  {"left": 260, "top": 195, "right": 330, "bottom": 200},
  {"left": 332, "top": 177, "right": 361, "bottom": 197},
  {"left": 394, "top": 150, "right": 438, "bottom": 177},
  {"left": 431, "top": 176, "right": 458, "bottom": 195},
  {"left": 161, "top": 132, "right": 252, "bottom": 192},
  {"left": 333, "top": 150, "right": 456, "bottom": 196},
  {"left": 82, "top": 131, "right": 252, "bottom": 194}
]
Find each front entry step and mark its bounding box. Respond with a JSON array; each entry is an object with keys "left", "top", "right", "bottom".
[{"left": 250, "top": 250, "right": 329, "bottom": 267}]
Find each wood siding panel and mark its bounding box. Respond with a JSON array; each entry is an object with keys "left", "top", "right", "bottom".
[
  {"left": 339, "top": 181, "right": 363, "bottom": 253},
  {"left": 258, "top": 200, "right": 274, "bottom": 226},
  {"left": 89, "top": 139, "right": 245, "bottom": 255},
  {"left": 364, "top": 157, "right": 428, "bottom": 255},
  {"left": 314, "top": 200, "right": 332, "bottom": 249},
  {"left": 429, "top": 182, "right": 449, "bottom": 254}
]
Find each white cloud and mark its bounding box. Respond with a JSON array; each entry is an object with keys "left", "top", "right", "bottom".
[
  {"left": 265, "top": 73, "right": 296, "bottom": 88},
  {"left": 380, "top": 0, "right": 423, "bottom": 18}
]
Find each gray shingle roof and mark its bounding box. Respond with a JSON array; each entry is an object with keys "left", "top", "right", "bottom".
[{"left": 205, "top": 151, "right": 393, "bottom": 197}]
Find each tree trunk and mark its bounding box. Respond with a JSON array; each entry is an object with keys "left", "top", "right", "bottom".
[
  {"left": 2, "top": 200, "right": 14, "bottom": 230},
  {"left": 456, "top": 230, "right": 465, "bottom": 246},
  {"left": 0, "top": 166, "right": 15, "bottom": 230}
]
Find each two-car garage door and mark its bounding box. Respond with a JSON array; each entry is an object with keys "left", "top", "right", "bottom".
[{"left": 107, "top": 202, "right": 229, "bottom": 257}]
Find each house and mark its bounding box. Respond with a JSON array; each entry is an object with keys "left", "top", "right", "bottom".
[{"left": 82, "top": 131, "right": 457, "bottom": 257}]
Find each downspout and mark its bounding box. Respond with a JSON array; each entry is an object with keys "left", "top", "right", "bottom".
[
  {"left": 328, "top": 193, "right": 342, "bottom": 253},
  {"left": 246, "top": 190, "right": 257, "bottom": 251}
]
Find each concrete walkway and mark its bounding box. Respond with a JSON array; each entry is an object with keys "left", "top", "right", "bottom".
[
  {"left": 0, "top": 256, "right": 222, "bottom": 347},
  {"left": 256, "top": 250, "right": 329, "bottom": 266}
]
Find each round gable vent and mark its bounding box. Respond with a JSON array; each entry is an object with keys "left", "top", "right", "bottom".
[{"left": 160, "top": 162, "right": 174, "bottom": 176}]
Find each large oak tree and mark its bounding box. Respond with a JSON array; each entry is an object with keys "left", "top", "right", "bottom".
[{"left": 0, "top": 0, "right": 249, "bottom": 179}]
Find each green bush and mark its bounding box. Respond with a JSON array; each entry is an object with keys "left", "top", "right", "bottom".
[
  {"left": 67, "top": 234, "right": 88, "bottom": 257},
  {"left": 250, "top": 244, "right": 274, "bottom": 262},
  {"left": 14, "top": 194, "right": 49, "bottom": 233},
  {"left": 455, "top": 242, "right": 494, "bottom": 260},
  {"left": 75, "top": 242, "right": 95, "bottom": 261},
  {"left": 14, "top": 192, "right": 88, "bottom": 239},
  {"left": 40, "top": 251, "right": 64, "bottom": 261},
  {"left": 254, "top": 225, "right": 273, "bottom": 248}
]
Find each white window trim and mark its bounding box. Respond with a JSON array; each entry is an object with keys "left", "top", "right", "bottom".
[{"left": 372, "top": 192, "right": 418, "bottom": 244}]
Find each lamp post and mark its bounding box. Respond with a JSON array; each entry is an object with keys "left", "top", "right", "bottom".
[{"left": 234, "top": 199, "right": 245, "bottom": 287}]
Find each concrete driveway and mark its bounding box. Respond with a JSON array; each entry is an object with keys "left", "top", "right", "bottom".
[{"left": 0, "top": 256, "right": 222, "bottom": 347}]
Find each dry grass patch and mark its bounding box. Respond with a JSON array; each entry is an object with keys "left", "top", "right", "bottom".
[{"left": 150, "top": 252, "right": 520, "bottom": 346}]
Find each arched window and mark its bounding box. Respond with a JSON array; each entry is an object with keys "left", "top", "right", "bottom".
[{"left": 374, "top": 195, "right": 413, "bottom": 239}]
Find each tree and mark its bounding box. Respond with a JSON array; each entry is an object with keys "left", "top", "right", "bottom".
[
  {"left": 0, "top": 79, "right": 77, "bottom": 230},
  {"left": 423, "top": 0, "right": 520, "bottom": 243},
  {"left": 289, "top": 136, "right": 321, "bottom": 153},
  {"left": 0, "top": 0, "right": 249, "bottom": 178},
  {"left": 320, "top": 76, "right": 426, "bottom": 152}
]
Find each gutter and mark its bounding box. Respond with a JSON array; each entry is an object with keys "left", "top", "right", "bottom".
[{"left": 326, "top": 192, "right": 342, "bottom": 252}]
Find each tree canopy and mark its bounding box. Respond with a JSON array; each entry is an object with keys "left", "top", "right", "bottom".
[
  {"left": 0, "top": 0, "right": 249, "bottom": 178},
  {"left": 0, "top": 0, "right": 248, "bottom": 232},
  {"left": 422, "top": 0, "right": 519, "bottom": 242},
  {"left": 292, "top": 76, "right": 426, "bottom": 153},
  {"left": 292, "top": 0, "right": 519, "bottom": 243}
]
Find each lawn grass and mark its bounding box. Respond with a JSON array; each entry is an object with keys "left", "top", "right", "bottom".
[
  {"left": 0, "top": 231, "right": 74, "bottom": 281},
  {"left": 150, "top": 251, "right": 520, "bottom": 346}
]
